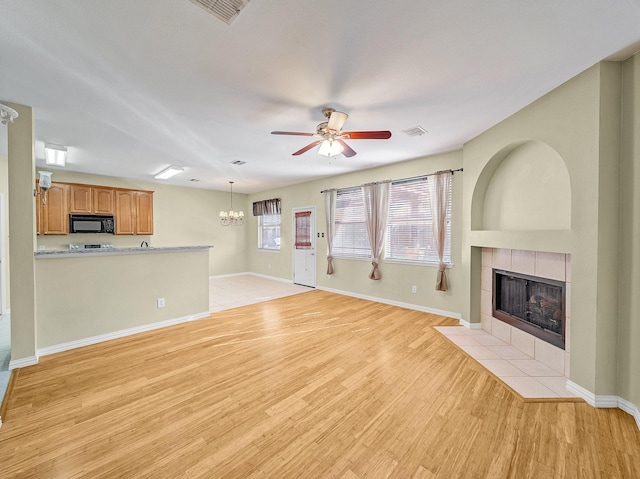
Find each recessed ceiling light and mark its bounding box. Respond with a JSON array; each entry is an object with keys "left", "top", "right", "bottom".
[
  {"left": 402, "top": 126, "right": 428, "bottom": 137},
  {"left": 154, "top": 165, "right": 184, "bottom": 180},
  {"left": 44, "top": 143, "right": 67, "bottom": 166}
]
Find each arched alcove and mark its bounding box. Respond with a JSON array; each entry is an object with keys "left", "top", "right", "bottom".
[{"left": 473, "top": 140, "right": 571, "bottom": 231}]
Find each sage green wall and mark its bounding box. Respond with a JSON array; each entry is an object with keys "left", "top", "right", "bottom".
[
  {"left": 35, "top": 250, "right": 209, "bottom": 349},
  {"left": 619, "top": 51, "right": 640, "bottom": 409},
  {"left": 8, "top": 103, "right": 38, "bottom": 362},
  {"left": 482, "top": 140, "right": 571, "bottom": 231},
  {"left": 247, "top": 150, "right": 463, "bottom": 317},
  {"left": 35, "top": 170, "right": 248, "bottom": 276},
  {"left": 462, "top": 63, "right": 621, "bottom": 396},
  {"left": 0, "top": 155, "right": 9, "bottom": 311}
]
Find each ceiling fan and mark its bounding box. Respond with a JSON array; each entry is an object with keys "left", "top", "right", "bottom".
[{"left": 271, "top": 108, "right": 392, "bottom": 158}]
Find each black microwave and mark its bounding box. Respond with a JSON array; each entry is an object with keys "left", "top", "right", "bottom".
[{"left": 69, "top": 214, "right": 115, "bottom": 234}]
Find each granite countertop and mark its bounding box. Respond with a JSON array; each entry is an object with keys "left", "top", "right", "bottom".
[{"left": 35, "top": 245, "right": 213, "bottom": 258}]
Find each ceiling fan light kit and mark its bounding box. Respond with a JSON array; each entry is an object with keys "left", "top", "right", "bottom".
[
  {"left": 318, "top": 139, "right": 344, "bottom": 157},
  {"left": 271, "top": 108, "right": 392, "bottom": 158}
]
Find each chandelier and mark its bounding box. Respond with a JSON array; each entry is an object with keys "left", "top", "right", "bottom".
[{"left": 219, "top": 181, "right": 244, "bottom": 226}]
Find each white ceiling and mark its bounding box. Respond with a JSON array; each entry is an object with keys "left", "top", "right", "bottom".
[{"left": 1, "top": 0, "right": 640, "bottom": 194}]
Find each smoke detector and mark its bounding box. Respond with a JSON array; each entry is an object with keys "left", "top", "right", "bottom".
[{"left": 188, "top": 0, "right": 251, "bottom": 25}]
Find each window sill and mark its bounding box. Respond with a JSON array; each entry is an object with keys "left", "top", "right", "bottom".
[
  {"left": 257, "top": 248, "right": 281, "bottom": 253},
  {"left": 383, "top": 258, "right": 454, "bottom": 268}
]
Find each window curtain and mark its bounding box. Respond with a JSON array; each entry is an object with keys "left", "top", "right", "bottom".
[
  {"left": 362, "top": 182, "right": 390, "bottom": 280},
  {"left": 429, "top": 171, "right": 452, "bottom": 291},
  {"left": 324, "top": 190, "right": 337, "bottom": 274},
  {"left": 253, "top": 198, "right": 281, "bottom": 216}
]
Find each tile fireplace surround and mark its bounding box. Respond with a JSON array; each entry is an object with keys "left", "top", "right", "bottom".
[
  {"left": 482, "top": 248, "right": 571, "bottom": 377},
  {"left": 439, "top": 248, "right": 574, "bottom": 399}
]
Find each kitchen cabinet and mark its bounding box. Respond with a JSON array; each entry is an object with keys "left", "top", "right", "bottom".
[
  {"left": 69, "top": 185, "right": 115, "bottom": 215},
  {"left": 37, "top": 181, "right": 68, "bottom": 235},
  {"left": 35, "top": 178, "right": 153, "bottom": 236},
  {"left": 135, "top": 191, "right": 154, "bottom": 235},
  {"left": 93, "top": 187, "right": 115, "bottom": 215},
  {"left": 115, "top": 190, "right": 153, "bottom": 235},
  {"left": 68, "top": 185, "right": 92, "bottom": 213}
]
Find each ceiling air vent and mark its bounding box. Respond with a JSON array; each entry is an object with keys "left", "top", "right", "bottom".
[
  {"left": 230, "top": 160, "right": 246, "bottom": 165},
  {"left": 188, "top": 0, "right": 251, "bottom": 25},
  {"left": 402, "top": 126, "right": 428, "bottom": 137}
]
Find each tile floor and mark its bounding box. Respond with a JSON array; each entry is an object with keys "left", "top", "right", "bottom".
[
  {"left": 434, "top": 325, "right": 577, "bottom": 399},
  {"left": 209, "top": 274, "right": 312, "bottom": 313}
]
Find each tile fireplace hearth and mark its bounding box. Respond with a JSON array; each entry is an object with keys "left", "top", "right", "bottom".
[{"left": 437, "top": 248, "right": 575, "bottom": 400}]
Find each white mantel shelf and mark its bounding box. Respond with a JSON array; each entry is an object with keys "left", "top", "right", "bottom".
[{"left": 34, "top": 245, "right": 213, "bottom": 259}]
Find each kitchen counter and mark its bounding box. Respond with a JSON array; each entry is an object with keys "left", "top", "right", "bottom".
[{"left": 34, "top": 245, "right": 212, "bottom": 259}]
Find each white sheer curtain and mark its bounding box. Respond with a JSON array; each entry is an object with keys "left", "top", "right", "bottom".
[
  {"left": 362, "top": 182, "right": 390, "bottom": 280},
  {"left": 324, "top": 190, "right": 337, "bottom": 275},
  {"left": 429, "top": 171, "right": 452, "bottom": 291}
]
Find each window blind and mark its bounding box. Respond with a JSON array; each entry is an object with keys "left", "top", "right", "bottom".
[
  {"left": 295, "top": 211, "right": 311, "bottom": 249},
  {"left": 258, "top": 214, "right": 281, "bottom": 250},
  {"left": 332, "top": 188, "right": 370, "bottom": 259},
  {"left": 384, "top": 177, "right": 452, "bottom": 264}
]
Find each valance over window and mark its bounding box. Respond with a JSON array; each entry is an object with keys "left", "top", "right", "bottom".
[{"left": 252, "top": 198, "right": 281, "bottom": 216}]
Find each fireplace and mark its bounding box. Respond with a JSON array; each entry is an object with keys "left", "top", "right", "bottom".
[{"left": 492, "top": 269, "right": 566, "bottom": 349}]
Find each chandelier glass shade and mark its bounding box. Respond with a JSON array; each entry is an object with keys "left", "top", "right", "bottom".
[{"left": 220, "top": 181, "right": 244, "bottom": 226}]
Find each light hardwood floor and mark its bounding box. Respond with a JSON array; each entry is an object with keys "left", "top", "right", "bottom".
[{"left": 1, "top": 290, "right": 639, "bottom": 478}]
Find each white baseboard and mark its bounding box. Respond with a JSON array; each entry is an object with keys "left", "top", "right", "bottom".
[
  {"left": 459, "top": 318, "right": 483, "bottom": 329},
  {"left": 209, "top": 272, "right": 251, "bottom": 279},
  {"left": 37, "top": 311, "right": 210, "bottom": 358},
  {"left": 566, "top": 380, "right": 640, "bottom": 431},
  {"left": 316, "top": 285, "right": 461, "bottom": 320},
  {"left": 9, "top": 355, "right": 38, "bottom": 370},
  {"left": 209, "top": 272, "right": 294, "bottom": 284},
  {"left": 618, "top": 397, "right": 640, "bottom": 431}
]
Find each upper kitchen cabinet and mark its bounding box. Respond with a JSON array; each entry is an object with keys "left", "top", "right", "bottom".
[
  {"left": 37, "top": 181, "right": 68, "bottom": 235},
  {"left": 135, "top": 191, "right": 154, "bottom": 235},
  {"left": 69, "top": 185, "right": 115, "bottom": 215},
  {"left": 68, "top": 184, "right": 92, "bottom": 213},
  {"left": 115, "top": 190, "right": 154, "bottom": 235},
  {"left": 93, "top": 187, "right": 115, "bottom": 215}
]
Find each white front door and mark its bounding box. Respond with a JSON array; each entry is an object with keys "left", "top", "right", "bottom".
[{"left": 292, "top": 207, "right": 316, "bottom": 288}]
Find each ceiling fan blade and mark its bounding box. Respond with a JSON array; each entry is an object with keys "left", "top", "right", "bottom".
[
  {"left": 336, "top": 139, "right": 357, "bottom": 158},
  {"left": 327, "top": 111, "right": 348, "bottom": 132},
  {"left": 271, "top": 131, "right": 315, "bottom": 136},
  {"left": 341, "top": 130, "right": 392, "bottom": 140},
  {"left": 292, "top": 140, "right": 322, "bottom": 156}
]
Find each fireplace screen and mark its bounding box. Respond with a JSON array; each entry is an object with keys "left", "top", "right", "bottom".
[{"left": 493, "top": 269, "right": 565, "bottom": 349}]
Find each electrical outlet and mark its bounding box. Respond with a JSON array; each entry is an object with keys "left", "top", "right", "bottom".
[
  {"left": 157, "top": 298, "right": 165, "bottom": 308},
  {"left": 411, "top": 285, "right": 417, "bottom": 293},
  {"left": 268, "top": 264, "right": 271, "bottom": 269}
]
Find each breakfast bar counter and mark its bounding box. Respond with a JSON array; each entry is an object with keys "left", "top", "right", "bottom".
[
  {"left": 34, "top": 245, "right": 212, "bottom": 258},
  {"left": 34, "top": 245, "right": 212, "bottom": 354}
]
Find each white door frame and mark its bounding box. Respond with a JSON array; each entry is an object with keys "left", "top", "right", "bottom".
[
  {"left": 0, "top": 193, "right": 5, "bottom": 315},
  {"left": 291, "top": 206, "right": 316, "bottom": 288}
]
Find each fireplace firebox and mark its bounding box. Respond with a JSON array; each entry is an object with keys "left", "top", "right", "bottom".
[{"left": 492, "top": 269, "right": 566, "bottom": 349}]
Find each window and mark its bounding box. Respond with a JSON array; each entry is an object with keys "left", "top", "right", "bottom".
[
  {"left": 295, "top": 211, "right": 312, "bottom": 249},
  {"left": 332, "top": 188, "right": 370, "bottom": 259},
  {"left": 384, "top": 177, "right": 452, "bottom": 264},
  {"left": 258, "top": 214, "right": 281, "bottom": 251}
]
